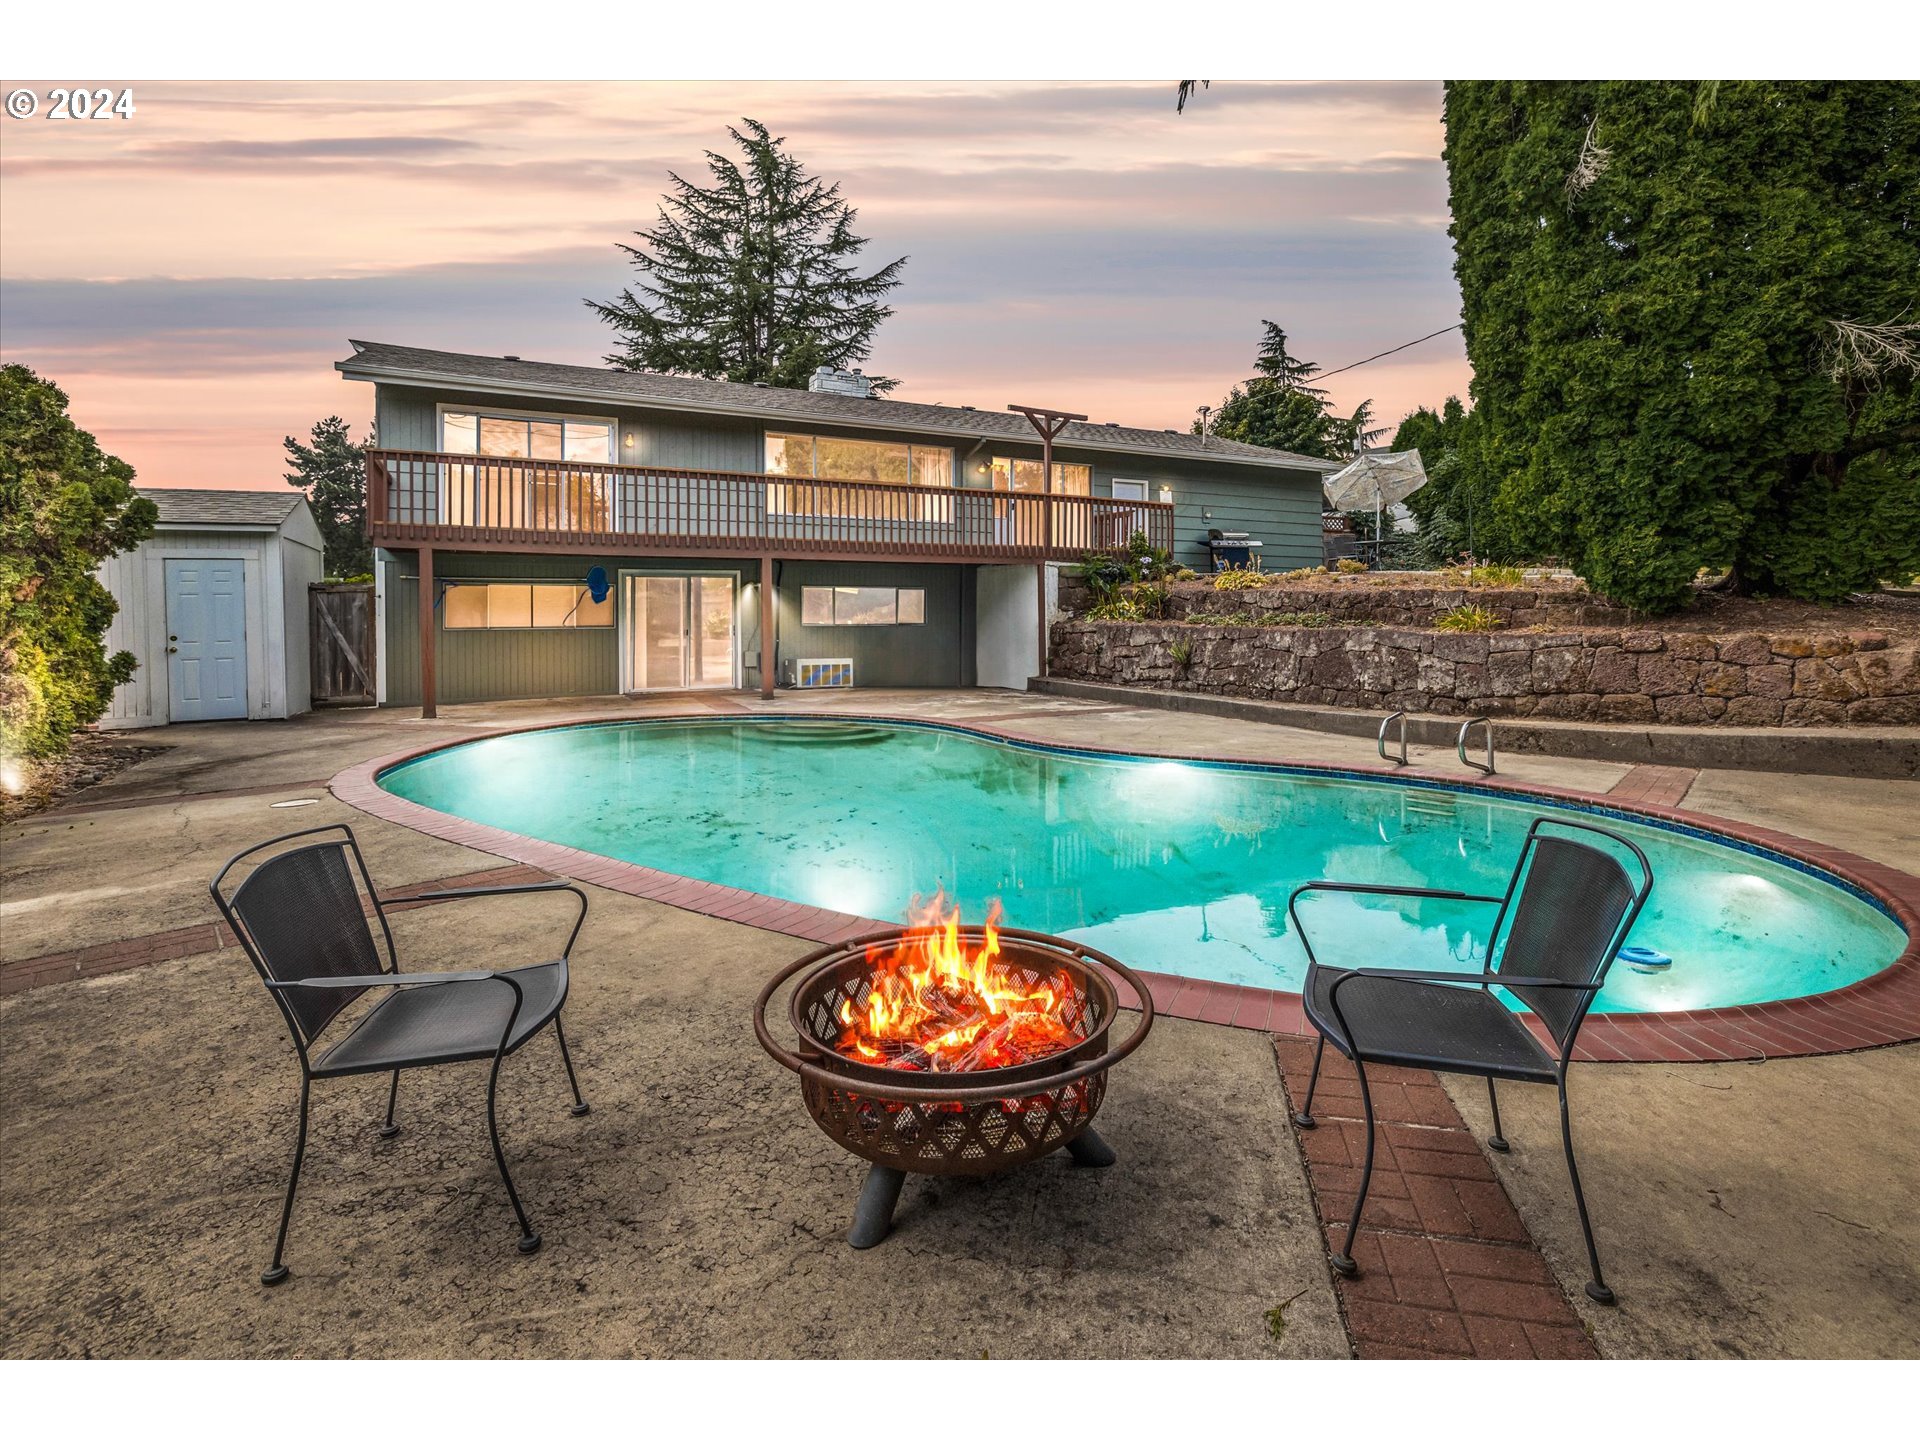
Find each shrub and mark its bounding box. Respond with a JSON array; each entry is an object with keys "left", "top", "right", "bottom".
[
  {"left": 1088, "top": 580, "right": 1171, "bottom": 622},
  {"left": 1440, "top": 562, "right": 1525, "bottom": 588},
  {"left": 1434, "top": 603, "right": 1503, "bottom": 632},
  {"left": 1212, "top": 568, "right": 1268, "bottom": 591},
  {"left": 1334, "top": 558, "right": 1368, "bottom": 574},
  {"left": 1171, "top": 566, "right": 1198, "bottom": 582},
  {"left": 1, "top": 365, "right": 156, "bottom": 764},
  {"left": 1276, "top": 566, "right": 1325, "bottom": 581}
]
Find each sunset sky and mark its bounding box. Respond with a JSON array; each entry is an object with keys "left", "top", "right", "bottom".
[{"left": 1, "top": 79, "right": 1471, "bottom": 490}]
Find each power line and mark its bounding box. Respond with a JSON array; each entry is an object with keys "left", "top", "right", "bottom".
[{"left": 1317, "top": 324, "right": 1462, "bottom": 382}]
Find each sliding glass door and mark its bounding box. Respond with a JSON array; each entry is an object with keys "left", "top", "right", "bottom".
[{"left": 623, "top": 573, "right": 737, "bottom": 692}]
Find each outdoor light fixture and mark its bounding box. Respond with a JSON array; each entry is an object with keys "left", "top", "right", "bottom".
[
  {"left": 1159, "top": 485, "right": 1173, "bottom": 503},
  {"left": 622, "top": 434, "right": 635, "bottom": 448}
]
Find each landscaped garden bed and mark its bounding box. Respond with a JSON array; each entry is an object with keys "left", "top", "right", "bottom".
[{"left": 1052, "top": 571, "right": 1920, "bottom": 726}]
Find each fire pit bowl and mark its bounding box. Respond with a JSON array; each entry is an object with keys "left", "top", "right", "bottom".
[{"left": 754, "top": 926, "right": 1154, "bottom": 1248}]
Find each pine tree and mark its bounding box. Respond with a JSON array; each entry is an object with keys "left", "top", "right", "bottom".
[
  {"left": 1199, "top": 322, "right": 1343, "bottom": 458},
  {"left": 589, "top": 120, "right": 908, "bottom": 391},
  {"left": 1250, "top": 322, "right": 1327, "bottom": 396},
  {"left": 284, "top": 416, "right": 372, "bottom": 577}
]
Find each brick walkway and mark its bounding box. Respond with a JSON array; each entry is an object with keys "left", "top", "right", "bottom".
[
  {"left": 1273, "top": 1036, "right": 1599, "bottom": 1359},
  {"left": 1608, "top": 764, "right": 1699, "bottom": 809}
]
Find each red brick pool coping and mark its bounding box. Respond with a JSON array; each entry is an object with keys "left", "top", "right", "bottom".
[{"left": 329, "top": 708, "right": 1920, "bottom": 1065}]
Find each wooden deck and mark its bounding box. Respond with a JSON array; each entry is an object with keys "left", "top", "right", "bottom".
[{"left": 366, "top": 449, "right": 1174, "bottom": 561}]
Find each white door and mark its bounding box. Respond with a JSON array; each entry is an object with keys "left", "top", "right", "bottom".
[
  {"left": 165, "top": 558, "right": 249, "bottom": 721},
  {"left": 623, "top": 573, "right": 737, "bottom": 691}
]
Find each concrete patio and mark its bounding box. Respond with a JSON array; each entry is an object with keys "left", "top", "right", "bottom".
[{"left": 2, "top": 691, "right": 1916, "bottom": 1359}]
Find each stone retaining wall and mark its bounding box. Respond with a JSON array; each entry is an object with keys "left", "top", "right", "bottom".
[
  {"left": 1048, "top": 620, "right": 1920, "bottom": 726},
  {"left": 1166, "top": 581, "right": 1623, "bottom": 629}
]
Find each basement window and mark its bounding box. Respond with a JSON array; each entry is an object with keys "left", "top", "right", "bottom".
[
  {"left": 800, "top": 585, "right": 926, "bottom": 625},
  {"left": 443, "top": 582, "right": 613, "bottom": 630}
]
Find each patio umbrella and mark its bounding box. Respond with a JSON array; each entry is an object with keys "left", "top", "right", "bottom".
[{"left": 1322, "top": 450, "right": 1429, "bottom": 556}]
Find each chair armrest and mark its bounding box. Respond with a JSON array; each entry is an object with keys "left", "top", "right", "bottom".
[
  {"left": 1289, "top": 881, "right": 1507, "bottom": 905},
  {"left": 404, "top": 880, "right": 581, "bottom": 904},
  {"left": 1287, "top": 882, "right": 1507, "bottom": 976},
  {"left": 392, "top": 880, "right": 588, "bottom": 959},
  {"left": 1329, "top": 966, "right": 1600, "bottom": 992},
  {"left": 268, "top": 971, "right": 500, "bottom": 990}
]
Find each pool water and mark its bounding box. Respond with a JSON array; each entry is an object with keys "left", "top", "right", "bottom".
[{"left": 380, "top": 719, "right": 1907, "bottom": 1015}]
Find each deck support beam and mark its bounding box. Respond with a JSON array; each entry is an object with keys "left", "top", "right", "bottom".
[
  {"left": 759, "top": 554, "right": 775, "bottom": 700},
  {"left": 418, "top": 544, "right": 436, "bottom": 719}
]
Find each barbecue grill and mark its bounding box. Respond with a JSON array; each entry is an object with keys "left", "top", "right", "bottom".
[{"left": 1205, "top": 529, "right": 1263, "bottom": 571}]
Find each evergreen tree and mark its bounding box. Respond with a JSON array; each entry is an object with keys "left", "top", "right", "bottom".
[
  {"left": 1200, "top": 322, "right": 1342, "bottom": 458},
  {"left": 1445, "top": 80, "right": 1920, "bottom": 611},
  {"left": 1392, "top": 397, "right": 1488, "bottom": 564},
  {"left": 589, "top": 119, "right": 907, "bottom": 391},
  {"left": 1, "top": 365, "right": 156, "bottom": 762},
  {"left": 283, "top": 416, "right": 371, "bottom": 577}
]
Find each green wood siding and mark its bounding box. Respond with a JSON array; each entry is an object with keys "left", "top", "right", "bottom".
[
  {"left": 380, "top": 550, "right": 620, "bottom": 706},
  {"left": 775, "top": 561, "right": 973, "bottom": 688},
  {"left": 380, "top": 548, "right": 975, "bottom": 702}
]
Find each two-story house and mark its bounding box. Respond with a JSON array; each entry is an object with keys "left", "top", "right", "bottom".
[{"left": 339, "top": 340, "right": 1338, "bottom": 715}]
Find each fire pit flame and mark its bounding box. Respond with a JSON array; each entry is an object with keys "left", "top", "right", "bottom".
[{"left": 836, "top": 894, "right": 1078, "bottom": 1073}]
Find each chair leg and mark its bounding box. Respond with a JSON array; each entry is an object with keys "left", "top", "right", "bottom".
[
  {"left": 486, "top": 1051, "right": 542, "bottom": 1255},
  {"left": 1329, "top": 1055, "right": 1376, "bottom": 1278},
  {"left": 1558, "top": 1071, "right": 1614, "bottom": 1305},
  {"left": 378, "top": 1069, "right": 401, "bottom": 1139},
  {"left": 553, "top": 1015, "right": 590, "bottom": 1117},
  {"left": 1292, "top": 1033, "right": 1325, "bottom": 1129},
  {"left": 261, "top": 1077, "right": 311, "bottom": 1286},
  {"left": 1486, "top": 1076, "right": 1510, "bottom": 1152}
]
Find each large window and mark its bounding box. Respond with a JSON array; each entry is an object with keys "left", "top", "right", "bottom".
[
  {"left": 767, "top": 432, "right": 953, "bottom": 520},
  {"left": 443, "top": 582, "right": 613, "bottom": 630},
  {"left": 800, "top": 585, "right": 927, "bottom": 626},
  {"left": 441, "top": 410, "right": 616, "bottom": 530},
  {"left": 990, "top": 457, "right": 1091, "bottom": 496}
]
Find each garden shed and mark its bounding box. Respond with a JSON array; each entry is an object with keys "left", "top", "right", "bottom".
[{"left": 97, "top": 488, "right": 324, "bottom": 729}]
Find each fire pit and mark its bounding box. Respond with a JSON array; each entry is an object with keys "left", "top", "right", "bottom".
[{"left": 753, "top": 904, "right": 1154, "bottom": 1248}]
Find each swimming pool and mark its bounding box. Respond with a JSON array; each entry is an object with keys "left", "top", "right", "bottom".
[{"left": 377, "top": 718, "right": 1907, "bottom": 1016}]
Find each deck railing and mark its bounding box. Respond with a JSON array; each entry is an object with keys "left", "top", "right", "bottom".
[{"left": 365, "top": 449, "right": 1173, "bottom": 560}]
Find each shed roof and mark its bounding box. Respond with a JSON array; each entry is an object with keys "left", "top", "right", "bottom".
[
  {"left": 139, "top": 488, "right": 307, "bottom": 529},
  {"left": 337, "top": 340, "right": 1343, "bottom": 474}
]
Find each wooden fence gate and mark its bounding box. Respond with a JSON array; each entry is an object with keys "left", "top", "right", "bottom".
[{"left": 310, "top": 583, "right": 376, "bottom": 707}]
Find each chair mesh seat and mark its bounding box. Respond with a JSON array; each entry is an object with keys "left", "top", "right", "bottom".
[
  {"left": 314, "top": 962, "right": 568, "bottom": 1076},
  {"left": 1305, "top": 967, "right": 1555, "bottom": 1081}
]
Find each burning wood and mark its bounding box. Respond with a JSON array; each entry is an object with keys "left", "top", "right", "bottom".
[{"left": 835, "top": 896, "right": 1078, "bottom": 1073}]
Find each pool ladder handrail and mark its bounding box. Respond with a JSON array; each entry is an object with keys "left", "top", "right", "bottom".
[
  {"left": 1458, "top": 715, "right": 1496, "bottom": 775},
  {"left": 1377, "top": 710, "right": 1409, "bottom": 767}
]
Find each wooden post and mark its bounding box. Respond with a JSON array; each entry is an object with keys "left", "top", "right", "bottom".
[
  {"left": 759, "top": 554, "right": 775, "bottom": 700},
  {"left": 418, "top": 545, "right": 437, "bottom": 719}
]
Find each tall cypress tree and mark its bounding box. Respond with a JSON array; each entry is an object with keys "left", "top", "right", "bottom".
[
  {"left": 1445, "top": 81, "right": 1920, "bottom": 610},
  {"left": 589, "top": 119, "right": 907, "bottom": 391}
]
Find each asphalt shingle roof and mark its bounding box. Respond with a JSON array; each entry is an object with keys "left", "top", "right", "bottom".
[
  {"left": 338, "top": 340, "right": 1341, "bottom": 474},
  {"left": 139, "top": 488, "right": 305, "bottom": 528}
]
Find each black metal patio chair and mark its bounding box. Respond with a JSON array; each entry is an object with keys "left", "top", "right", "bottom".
[
  {"left": 210, "top": 824, "right": 592, "bottom": 1286},
  {"left": 1288, "top": 816, "right": 1652, "bottom": 1304}
]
